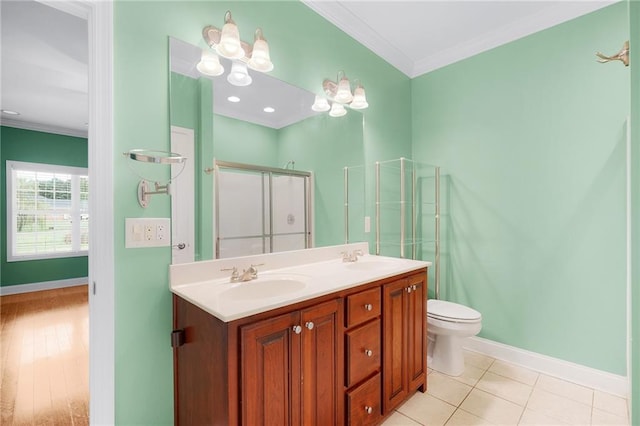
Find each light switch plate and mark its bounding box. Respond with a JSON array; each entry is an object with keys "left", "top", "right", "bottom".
[{"left": 125, "top": 218, "right": 171, "bottom": 248}]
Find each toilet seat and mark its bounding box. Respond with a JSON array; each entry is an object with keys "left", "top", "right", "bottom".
[{"left": 428, "top": 299, "right": 481, "bottom": 324}]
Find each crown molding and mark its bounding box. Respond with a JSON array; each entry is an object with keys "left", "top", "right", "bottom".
[
  {"left": 303, "top": 1, "right": 617, "bottom": 79},
  {"left": 0, "top": 118, "right": 88, "bottom": 138},
  {"left": 412, "top": 1, "right": 616, "bottom": 77},
  {"left": 301, "top": 0, "right": 414, "bottom": 76}
]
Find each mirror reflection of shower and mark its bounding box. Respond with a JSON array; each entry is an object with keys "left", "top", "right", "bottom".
[{"left": 214, "top": 160, "right": 312, "bottom": 258}]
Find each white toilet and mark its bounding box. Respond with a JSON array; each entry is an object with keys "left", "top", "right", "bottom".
[{"left": 427, "top": 299, "right": 482, "bottom": 376}]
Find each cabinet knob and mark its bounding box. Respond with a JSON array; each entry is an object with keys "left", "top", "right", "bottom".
[
  {"left": 364, "top": 406, "right": 373, "bottom": 414},
  {"left": 407, "top": 286, "right": 412, "bottom": 293},
  {"left": 364, "top": 349, "right": 373, "bottom": 357},
  {"left": 292, "top": 325, "right": 302, "bottom": 334},
  {"left": 305, "top": 321, "right": 314, "bottom": 330},
  {"left": 412, "top": 284, "right": 417, "bottom": 291},
  {"left": 364, "top": 303, "right": 373, "bottom": 311}
]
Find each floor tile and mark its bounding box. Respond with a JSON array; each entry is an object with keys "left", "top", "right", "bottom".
[
  {"left": 445, "top": 408, "right": 495, "bottom": 426},
  {"left": 463, "top": 350, "right": 495, "bottom": 371},
  {"left": 475, "top": 371, "right": 533, "bottom": 406},
  {"left": 459, "top": 388, "right": 524, "bottom": 425},
  {"left": 527, "top": 387, "right": 592, "bottom": 425},
  {"left": 519, "top": 408, "right": 569, "bottom": 425},
  {"left": 591, "top": 408, "right": 629, "bottom": 426},
  {"left": 450, "top": 364, "right": 487, "bottom": 387},
  {"left": 488, "top": 360, "right": 539, "bottom": 386},
  {"left": 535, "top": 374, "right": 593, "bottom": 406},
  {"left": 427, "top": 372, "right": 473, "bottom": 407},
  {"left": 397, "top": 392, "right": 456, "bottom": 426},
  {"left": 382, "top": 411, "right": 423, "bottom": 425},
  {"left": 593, "top": 390, "right": 629, "bottom": 419}
]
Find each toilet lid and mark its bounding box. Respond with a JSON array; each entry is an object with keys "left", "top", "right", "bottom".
[{"left": 428, "top": 299, "right": 481, "bottom": 322}]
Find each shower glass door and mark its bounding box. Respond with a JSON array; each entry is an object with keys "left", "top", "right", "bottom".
[{"left": 215, "top": 160, "right": 312, "bottom": 259}]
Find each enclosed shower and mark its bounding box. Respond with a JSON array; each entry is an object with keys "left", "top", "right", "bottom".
[{"left": 213, "top": 160, "right": 312, "bottom": 259}]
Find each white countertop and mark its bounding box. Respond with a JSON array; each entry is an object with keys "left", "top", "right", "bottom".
[{"left": 169, "top": 243, "right": 431, "bottom": 322}]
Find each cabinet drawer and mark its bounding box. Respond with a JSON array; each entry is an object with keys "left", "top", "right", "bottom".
[
  {"left": 345, "top": 319, "right": 380, "bottom": 387},
  {"left": 346, "top": 287, "right": 381, "bottom": 327},
  {"left": 346, "top": 372, "right": 382, "bottom": 426}
]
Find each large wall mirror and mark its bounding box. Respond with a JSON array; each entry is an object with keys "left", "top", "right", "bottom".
[{"left": 168, "top": 37, "right": 365, "bottom": 262}]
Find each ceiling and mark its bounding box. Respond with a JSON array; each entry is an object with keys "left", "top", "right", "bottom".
[{"left": 0, "top": 0, "right": 616, "bottom": 136}]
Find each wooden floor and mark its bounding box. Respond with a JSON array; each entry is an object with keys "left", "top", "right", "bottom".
[{"left": 1, "top": 285, "right": 89, "bottom": 425}]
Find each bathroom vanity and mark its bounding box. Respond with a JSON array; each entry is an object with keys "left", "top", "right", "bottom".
[{"left": 169, "top": 244, "right": 430, "bottom": 425}]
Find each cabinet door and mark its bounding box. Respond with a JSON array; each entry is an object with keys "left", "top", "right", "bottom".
[
  {"left": 407, "top": 275, "right": 427, "bottom": 391},
  {"left": 300, "top": 299, "right": 343, "bottom": 426},
  {"left": 382, "top": 278, "right": 409, "bottom": 413},
  {"left": 241, "top": 311, "right": 301, "bottom": 426}
]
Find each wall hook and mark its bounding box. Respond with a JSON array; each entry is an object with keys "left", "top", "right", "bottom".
[{"left": 596, "top": 40, "right": 629, "bottom": 67}]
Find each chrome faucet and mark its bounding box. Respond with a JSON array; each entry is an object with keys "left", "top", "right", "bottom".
[
  {"left": 342, "top": 249, "right": 364, "bottom": 263},
  {"left": 222, "top": 263, "right": 264, "bottom": 282}
]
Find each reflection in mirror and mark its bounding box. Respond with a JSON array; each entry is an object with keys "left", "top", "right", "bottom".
[{"left": 169, "top": 37, "right": 365, "bottom": 262}]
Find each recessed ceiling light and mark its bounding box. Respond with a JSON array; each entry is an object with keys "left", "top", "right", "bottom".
[
  {"left": 1, "top": 109, "right": 20, "bottom": 115},
  {"left": 263, "top": 107, "right": 275, "bottom": 113},
  {"left": 227, "top": 96, "right": 240, "bottom": 103}
]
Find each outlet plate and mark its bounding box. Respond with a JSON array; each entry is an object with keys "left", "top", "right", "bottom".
[{"left": 125, "top": 218, "right": 171, "bottom": 248}]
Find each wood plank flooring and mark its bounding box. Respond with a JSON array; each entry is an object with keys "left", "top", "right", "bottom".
[{"left": 1, "top": 285, "right": 89, "bottom": 425}]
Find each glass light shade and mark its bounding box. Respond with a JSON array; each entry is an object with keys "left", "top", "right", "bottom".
[
  {"left": 334, "top": 76, "right": 353, "bottom": 104},
  {"left": 227, "top": 61, "right": 252, "bottom": 86},
  {"left": 248, "top": 39, "right": 274, "bottom": 72},
  {"left": 329, "top": 102, "right": 347, "bottom": 117},
  {"left": 311, "top": 96, "right": 330, "bottom": 112},
  {"left": 216, "top": 13, "right": 244, "bottom": 59},
  {"left": 196, "top": 50, "right": 224, "bottom": 76},
  {"left": 349, "top": 86, "right": 369, "bottom": 109}
]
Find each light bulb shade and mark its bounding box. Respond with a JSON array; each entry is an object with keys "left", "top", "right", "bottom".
[
  {"left": 334, "top": 76, "right": 353, "bottom": 103},
  {"left": 227, "top": 61, "right": 252, "bottom": 86},
  {"left": 196, "top": 50, "right": 225, "bottom": 76},
  {"left": 216, "top": 12, "right": 244, "bottom": 59},
  {"left": 248, "top": 29, "right": 274, "bottom": 72},
  {"left": 329, "top": 102, "right": 347, "bottom": 117},
  {"left": 350, "top": 86, "right": 369, "bottom": 109},
  {"left": 311, "top": 96, "right": 330, "bottom": 112}
]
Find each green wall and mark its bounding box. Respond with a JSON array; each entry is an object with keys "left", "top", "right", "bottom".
[
  {"left": 412, "top": 3, "right": 629, "bottom": 375},
  {"left": 0, "top": 126, "right": 88, "bottom": 286},
  {"left": 629, "top": 0, "right": 639, "bottom": 422},
  {"left": 114, "top": 1, "right": 411, "bottom": 423}
]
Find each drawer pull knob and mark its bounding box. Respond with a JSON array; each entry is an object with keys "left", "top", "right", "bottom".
[
  {"left": 364, "top": 349, "right": 373, "bottom": 357},
  {"left": 365, "top": 406, "right": 373, "bottom": 414},
  {"left": 305, "top": 321, "right": 314, "bottom": 330},
  {"left": 364, "top": 303, "right": 373, "bottom": 311},
  {"left": 292, "top": 325, "right": 302, "bottom": 334},
  {"left": 412, "top": 284, "right": 417, "bottom": 291},
  {"left": 407, "top": 286, "right": 412, "bottom": 293}
]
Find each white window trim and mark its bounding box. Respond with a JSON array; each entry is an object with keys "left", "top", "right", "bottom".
[{"left": 6, "top": 160, "right": 89, "bottom": 262}]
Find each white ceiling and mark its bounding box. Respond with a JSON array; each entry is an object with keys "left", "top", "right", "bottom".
[
  {"left": 0, "top": 1, "right": 617, "bottom": 136},
  {"left": 303, "top": 1, "right": 616, "bottom": 78}
]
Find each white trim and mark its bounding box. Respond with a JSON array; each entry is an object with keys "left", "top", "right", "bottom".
[
  {"left": 303, "top": 1, "right": 616, "bottom": 78},
  {"left": 626, "top": 116, "right": 632, "bottom": 400},
  {"left": 464, "top": 336, "right": 629, "bottom": 397},
  {"left": 84, "top": 0, "right": 115, "bottom": 424},
  {"left": 0, "top": 118, "right": 88, "bottom": 139},
  {"left": 0, "top": 277, "right": 88, "bottom": 296}
]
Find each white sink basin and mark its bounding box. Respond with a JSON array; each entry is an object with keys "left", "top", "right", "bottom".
[
  {"left": 220, "top": 275, "right": 309, "bottom": 301},
  {"left": 344, "top": 257, "right": 397, "bottom": 271}
]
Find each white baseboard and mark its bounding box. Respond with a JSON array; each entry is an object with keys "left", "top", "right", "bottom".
[
  {"left": 464, "top": 336, "right": 628, "bottom": 398},
  {"left": 0, "top": 277, "right": 88, "bottom": 296}
]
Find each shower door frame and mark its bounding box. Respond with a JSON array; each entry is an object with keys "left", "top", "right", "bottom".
[{"left": 213, "top": 159, "right": 313, "bottom": 259}]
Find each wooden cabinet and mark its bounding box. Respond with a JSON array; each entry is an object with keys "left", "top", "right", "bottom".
[
  {"left": 173, "top": 269, "right": 426, "bottom": 425},
  {"left": 382, "top": 274, "right": 427, "bottom": 413}
]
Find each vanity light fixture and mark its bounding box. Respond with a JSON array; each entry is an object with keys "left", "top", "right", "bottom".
[
  {"left": 312, "top": 71, "right": 369, "bottom": 117},
  {"left": 200, "top": 10, "right": 274, "bottom": 86},
  {"left": 196, "top": 49, "right": 224, "bottom": 76}
]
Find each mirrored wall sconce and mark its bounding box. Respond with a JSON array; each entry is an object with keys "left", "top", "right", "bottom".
[
  {"left": 312, "top": 71, "right": 369, "bottom": 117},
  {"left": 198, "top": 11, "right": 274, "bottom": 86},
  {"left": 123, "top": 149, "right": 187, "bottom": 208}
]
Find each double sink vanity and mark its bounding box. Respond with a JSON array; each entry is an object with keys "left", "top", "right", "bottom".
[{"left": 169, "top": 243, "right": 431, "bottom": 425}]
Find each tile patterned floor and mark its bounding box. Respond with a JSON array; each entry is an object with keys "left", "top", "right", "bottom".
[{"left": 382, "top": 351, "right": 630, "bottom": 426}]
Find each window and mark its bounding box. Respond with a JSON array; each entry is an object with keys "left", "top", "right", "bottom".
[{"left": 6, "top": 161, "right": 89, "bottom": 261}]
